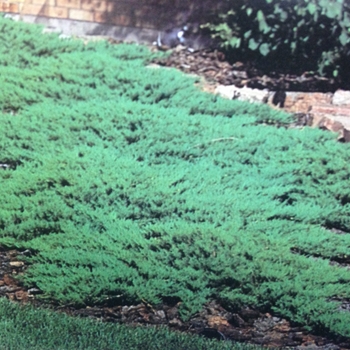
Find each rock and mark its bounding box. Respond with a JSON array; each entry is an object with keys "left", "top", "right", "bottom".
[
  {"left": 292, "top": 332, "right": 304, "bottom": 341},
  {"left": 20, "top": 249, "right": 33, "bottom": 256},
  {"left": 216, "top": 77, "right": 236, "bottom": 89},
  {"left": 254, "top": 316, "right": 277, "bottom": 332},
  {"left": 0, "top": 285, "right": 21, "bottom": 293},
  {"left": 312, "top": 104, "right": 350, "bottom": 117},
  {"left": 215, "top": 85, "right": 270, "bottom": 103},
  {"left": 3, "top": 274, "right": 16, "bottom": 285},
  {"left": 292, "top": 113, "right": 314, "bottom": 127},
  {"left": 332, "top": 89, "right": 350, "bottom": 105},
  {"left": 9, "top": 261, "right": 24, "bottom": 267},
  {"left": 174, "top": 44, "right": 187, "bottom": 52},
  {"left": 150, "top": 310, "right": 167, "bottom": 323},
  {"left": 279, "top": 92, "right": 333, "bottom": 114},
  {"left": 154, "top": 310, "right": 166, "bottom": 319},
  {"left": 232, "top": 70, "right": 248, "bottom": 80},
  {"left": 168, "top": 318, "right": 183, "bottom": 327},
  {"left": 6, "top": 293, "right": 15, "bottom": 301},
  {"left": 317, "top": 117, "right": 350, "bottom": 142},
  {"left": 15, "top": 290, "right": 28, "bottom": 301},
  {"left": 318, "top": 118, "right": 345, "bottom": 132},
  {"left": 207, "top": 315, "right": 230, "bottom": 328},
  {"left": 27, "top": 288, "right": 42, "bottom": 295},
  {"left": 274, "top": 320, "right": 294, "bottom": 333},
  {"left": 9, "top": 250, "right": 19, "bottom": 258}
]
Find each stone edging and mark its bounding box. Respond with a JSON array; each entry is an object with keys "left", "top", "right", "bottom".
[{"left": 215, "top": 85, "right": 350, "bottom": 142}]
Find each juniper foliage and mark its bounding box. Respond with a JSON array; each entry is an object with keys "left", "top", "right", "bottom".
[{"left": 0, "top": 16, "right": 350, "bottom": 337}]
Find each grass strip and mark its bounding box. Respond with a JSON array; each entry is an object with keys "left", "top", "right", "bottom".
[{"left": 0, "top": 298, "right": 261, "bottom": 350}]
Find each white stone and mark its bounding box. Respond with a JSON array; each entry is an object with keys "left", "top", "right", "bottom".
[
  {"left": 332, "top": 89, "right": 350, "bottom": 105},
  {"left": 215, "top": 85, "right": 270, "bottom": 104}
]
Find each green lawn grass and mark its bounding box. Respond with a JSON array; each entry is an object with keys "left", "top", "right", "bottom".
[
  {"left": 0, "top": 298, "right": 261, "bottom": 350},
  {"left": 1, "top": 14, "right": 350, "bottom": 344}
]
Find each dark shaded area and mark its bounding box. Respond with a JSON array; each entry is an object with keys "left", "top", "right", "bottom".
[
  {"left": 151, "top": 46, "right": 343, "bottom": 92},
  {"left": 272, "top": 91, "right": 286, "bottom": 108},
  {"left": 86, "top": 0, "right": 221, "bottom": 49},
  {"left": 196, "top": 0, "right": 350, "bottom": 90},
  {"left": 88, "top": 0, "right": 220, "bottom": 32},
  {"left": 290, "top": 246, "right": 350, "bottom": 267}
]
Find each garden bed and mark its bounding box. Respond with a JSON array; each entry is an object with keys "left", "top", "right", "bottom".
[{"left": 1, "top": 16, "right": 350, "bottom": 348}]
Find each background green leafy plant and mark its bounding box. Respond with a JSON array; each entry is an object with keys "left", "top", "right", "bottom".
[{"left": 203, "top": 0, "right": 350, "bottom": 78}]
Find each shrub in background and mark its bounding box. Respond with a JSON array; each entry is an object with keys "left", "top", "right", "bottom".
[{"left": 203, "top": 0, "right": 350, "bottom": 79}]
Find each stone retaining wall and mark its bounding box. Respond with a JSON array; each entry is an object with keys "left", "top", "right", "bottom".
[{"left": 215, "top": 85, "right": 350, "bottom": 142}]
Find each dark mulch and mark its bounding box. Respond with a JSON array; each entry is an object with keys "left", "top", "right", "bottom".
[{"left": 150, "top": 45, "right": 342, "bottom": 93}]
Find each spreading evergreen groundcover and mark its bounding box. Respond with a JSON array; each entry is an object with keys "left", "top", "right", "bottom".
[{"left": 1, "top": 16, "right": 350, "bottom": 339}]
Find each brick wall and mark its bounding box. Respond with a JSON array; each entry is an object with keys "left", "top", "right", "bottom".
[{"left": 0, "top": 0, "right": 219, "bottom": 30}]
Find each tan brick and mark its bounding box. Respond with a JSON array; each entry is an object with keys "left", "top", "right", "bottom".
[
  {"left": 21, "top": 3, "right": 44, "bottom": 15},
  {"left": 44, "top": 5, "right": 67, "bottom": 17},
  {"left": 32, "top": 0, "right": 56, "bottom": 6},
  {"left": 134, "top": 5, "right": 156, "bottom": 18},
  {"left": 94, "top": 11, "right": 131, "bottom": 26},
  {"left": 0, "top": 2, "right": 19, "bottom": 12},
  {"left": 81, "top": 0, "right": 111, "bottom": 12},
  {"left": 93, "top": 10, "right": 107, "bottom": 23},
  {"left": 137, "top": 17, "right": 158, "bottom": 29},
  {"left": 69, "top": 8, "right": 93, "bottom": 21},
  {"left": 114, "top": 14, "right": 131, "bottom": 26},
  {"left": 21, "top": 3, "right": 67, "bottom": 17},
  {"left": 56, "top": 0, "right": 80, "bottom": 9}
]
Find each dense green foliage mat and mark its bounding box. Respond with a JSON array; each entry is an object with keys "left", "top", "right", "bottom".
[{"left": 1, "top": 16, "right": 350, "bottom": 338}]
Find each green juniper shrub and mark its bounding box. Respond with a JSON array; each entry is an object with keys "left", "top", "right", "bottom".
[{"left": 0, "top": 16, "right": 350, "bottom": 338}]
